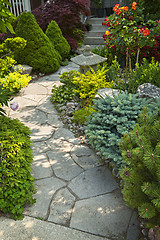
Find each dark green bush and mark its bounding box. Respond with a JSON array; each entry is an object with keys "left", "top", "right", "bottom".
[
  {"left": 14, "top": 12, "right": 62, "bottom": 74},
  {"left": 0, "top": 116, "right": 35, "bottom": 220},
  {"left": 51, "top": 70, "right": 78, "bottom": 104},
  {"left": 86, "top": 93, "right": 160, "bottom": 169},
  {"left": 120, "top": 109, "right": 160, "bottom": 226},
  {"left": 0, "top": 85, "right": 12, "bottom": 115},
  {"left": 45, "top": 20, "right": 70, "bottom": 60}
]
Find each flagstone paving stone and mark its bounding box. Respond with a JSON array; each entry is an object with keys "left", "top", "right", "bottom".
[
  {"left": 68, "top": 166, "right": 118, "bottom": 199},
  {"left": 48, "top": 188, "right": 75, "bottom": 226}
]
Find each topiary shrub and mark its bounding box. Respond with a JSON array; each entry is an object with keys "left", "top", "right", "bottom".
[
  {"left": 45, "top": 20, "right": 70, "bottom": 60},
  {"left": 14, "top": 12, "right": 62, "bottom": 74},
  {"left": 0, "top": 116, "right": 36, "bottom": 220},
  {"left": 119, "top": 109, "right": 160, "bottom": 227},
  {"left": 86, "top": 93, "right": 160, "bottom": 169}
]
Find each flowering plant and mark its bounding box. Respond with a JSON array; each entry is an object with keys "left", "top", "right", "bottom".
[{"left": 103, "top": 2, "right": 160, "bottom": 72}]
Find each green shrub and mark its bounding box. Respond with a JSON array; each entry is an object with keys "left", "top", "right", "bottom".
[
  {"left": 45, "top": 20, "right": 71, "bottom": 60},
  {"left": 14, "top": 12, "right": 62, "bottom": 74},
  {"left": 73, "top": 105, "right": 96, "bottom": 124},
  {"left": 72, "top": 67, "right": 114, "bottom": 101},
  {"left": 0, "top": 116, "right": 36, "bottom": 219},
  {"left": 0, "top": 71, "right": 31, "bottom": 93},
  {"left": 51, "top": 85, "right": 76, "bottom": 104},
  {"left": 120, "top": 109, "right": 160, "bottom": 227},
  {"left": 86, "top": 93, "right": 160, "bottom": 169},
  {"left": 0, "top": 85, "right": 12, "bottom": 115},
  {"left": 131, "top": 58, "right": 160, "bottom": 89}
]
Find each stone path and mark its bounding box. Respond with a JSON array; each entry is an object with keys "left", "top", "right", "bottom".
[{"left": 1, "top": 62, "right": 140, "bottom": 240}]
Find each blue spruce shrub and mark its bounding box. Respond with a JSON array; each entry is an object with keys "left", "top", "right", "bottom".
[
  {"left": 14, "top": 12, "right": 62, "bottom": 74},
  {"left": 86, "top": 92, "right": 160, "bottom": 169}
]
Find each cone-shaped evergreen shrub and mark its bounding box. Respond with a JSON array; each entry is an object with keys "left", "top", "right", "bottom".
[
  {"left": 120, "top": 109, "right": 160, "bottom": 226},
  {"left": 14, "top": 12, "right": 62, "bottom": 74},
  {"left": 45, "top": 20, "right": 70, "bottom": 59}
]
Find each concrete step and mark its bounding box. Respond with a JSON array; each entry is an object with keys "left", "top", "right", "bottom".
[
  {"left": 85, "top": 31, "right": 104, "bottom": 37},
  {"left": 84, "top": 37, "right": 105, "bottom": 45},
  {"left": 87, "top": 17, "right": 106, "bottom": 24},
  {"left": 90, "top": 24, "right": 107, "bottom": 31}
]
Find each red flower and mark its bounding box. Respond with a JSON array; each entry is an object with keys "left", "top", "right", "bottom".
[
  {"left": 143, "top": 29, "right": 150, "bottom": 36},
  {"left": 113, "top": 4, "right": 119, "bottom": 12},
  {"left": 158, "top": 19, "right": 160, "bottom": 24},
  {"left": 116, "top": 9, "right": 121, "bottom": 15}
]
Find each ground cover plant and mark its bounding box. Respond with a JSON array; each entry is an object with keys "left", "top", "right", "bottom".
[
  {"left": 86, "top": 93, "right": 160, "bottom": 169},
  {"left": 45, "top": 20, "right": 70, "bottom": 60},
  {"left": 120, "top": 109, "right": 160, "bottom": 229},
  {"left": 0, "top": 116, "right": 36, "bottom": 220},
  {"left": 32, "top": 0, "right": 90, "bottom": 50},
  {"left": 14, "top": 12, "right": 62, "bottom": 74}
]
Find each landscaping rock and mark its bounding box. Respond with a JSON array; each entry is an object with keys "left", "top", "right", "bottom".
[
  {"left": 137, "top": 83, "right": 160, "bottom": 99},
  {"left": 12, "top": 64, "right": 32, "bottom": 75},
  {"left": 68, "top": 166, "right": 118, "bottom": 199},
  {"left": 95, "top": 88, "right": 122, "bottom": 99}
]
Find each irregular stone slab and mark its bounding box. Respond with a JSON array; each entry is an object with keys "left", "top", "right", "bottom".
[
  {"left": 11, "top": 108, "right": 47, "bottom": 126},
  {"left": 30, "top": 124, "right": 55, "bottom": 142},
  {"left": 47, "top": 113, "right": 64, "bottom": 128},
  {"left": 68, "top": 166, "right": 118, "bottom": 199},
  {"left": 137, "top": 83, "right": 160, "bottom": 99},
  {"left": 23, "top": 83, "right": 48, "bottom": 95},
  {"left": 0, "top": 216, "right": 109, "bottom": 240},
  {"left": 47, "top": 151, "right": 83, "bottom": 181},
  {"left": 48, "top": 188, "right": 75, "bottom": 226},
  {"left": 70, "top": 190, "right": 132, "bottom": 238},
  {"left": 37, "top": 96, "right": 58, "bottom": 114},
  {"left": 10, "top": 96, "right": 38, "bottom": 110},
  {"left": 32, "top": 141, "right": 50, "bottom": 154},
  {"left": 126, "top": 211, "right": 140, "bottom": 240},
  {"left": 38, "top": 74, "right": 61, "bottom": 82},
  {"left": 71, "top": 145, "right": 101, "bottom": 169},
  {"left": 53, "top": 128, "right": 80, "bottom": 144},
  {"left": 46, "top": 138, "right": 73, "bottom": 153},
  {"left": 31, "top": 153, "right": 53, "bottom": 180},
  {"left": 95, "top": 88, "right": 122, "bottom": 99},
  {"left": 24, "top": 177, "right": 66, "bottom": 219},
  {"left": 23, "top": 94, "right": 45, "bottom": 103}
]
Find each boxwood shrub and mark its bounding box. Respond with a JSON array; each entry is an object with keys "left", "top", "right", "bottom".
[{"left": 0, "top": 116, "right": 36, "bottom": 220}]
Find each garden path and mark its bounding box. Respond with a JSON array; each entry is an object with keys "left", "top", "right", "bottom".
[{"left": 0, "top": 62, "right": 139, "bottom": 240}]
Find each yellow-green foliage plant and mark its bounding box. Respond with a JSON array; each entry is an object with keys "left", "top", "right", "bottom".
[
  {"left": 45, "top": 20, "right": 71, "bottom": 60},
  {"left": 0, "top": 71, "right": 31, "bottom": 93},
  {"left": 0, "top": 37, "right": 27, "bottom": 77},
  {"left": 15, "top": 12, "right": 62, "bottom": 74},
  {"left": 72, "top": 66, "right": 114, "bottom": 100}
]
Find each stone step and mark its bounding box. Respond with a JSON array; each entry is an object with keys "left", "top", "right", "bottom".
[
  {"left": 85, "top": 31, "right": 104, "bottom": 38},
  {"left": 90, "top": 24, "right": 107, "bottom": 31},
  {"left": 87, "top": 17, "right": 106, "bottom": 24},
  {"left": 84, "top": 37, "right": 105, "bottom": 45}
]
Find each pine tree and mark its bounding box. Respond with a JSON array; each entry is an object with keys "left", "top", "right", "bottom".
[{"left": 120, "top": 109, "right": 160, "bottom": 226}]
